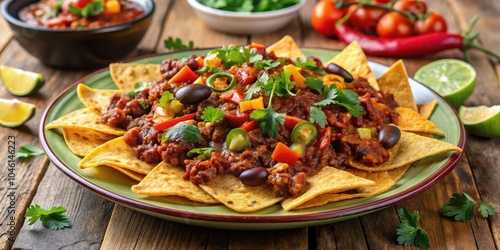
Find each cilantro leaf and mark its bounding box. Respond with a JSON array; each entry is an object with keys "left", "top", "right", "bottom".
[
  {"left": 25, "top": 204, "right": 71, "bottom": 230},
  {"left": 315, "top": 85, "right": 337, "bottom": 107},
  {"left": 250, "top": 108, "right": 284, "bottom": 138},
  {"left": 304, "top": 77, "right": 324, "bottom": 94},
  {"left": 162, "top": 122, "right": 204, "bottom": 143},
  {"left": 16, "top": 144, "right": 45, "bottom": 158},
  {"left": 295, "top": 58, "right": 326, "bottom": 75},
  {"left": 159, "top": 91, "right": 175, "bottom": 108},
  {"left": 441, "top": 193, "right": 495, "bottom": 222},
  {"left": 309, "top": 106, "right": 327, "bottom": 128},
  {"left": 334, "top": 89, "right": 363, "bottom": 118},
  {"left": 250, "top": 53, "right": 281, "bottom": 70},
  {"left": 164, "top": 37, "right": 195, "bottom": 51},
  {"left": 187, "top": 147, "right": 215, "bottom": 160},
  {"left": 201, "top": 106, "right": 225, "bottom": 124},
  {"left": 244, "top": 73, "right": 269, "bottom": 100},
  {"left": 272, "top": 71, "right": 296, "bottom": 97},
  {"left": 396, "top": 208, "right": 430, "bottom": 249},
  {"left": 126, "top": 81, "right": 151, "bottom": 98},
  {"left": 68, "top": 0, "right": 104, "bottom": 18},
  {"left": 214, "top": 45, "right": 252, "bottom": 68}
]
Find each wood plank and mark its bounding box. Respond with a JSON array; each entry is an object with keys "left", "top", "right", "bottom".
[
  {"left": 12, "top": 165, "right": 114, "bottom": 250},
  {"left": 0, "top": 9, "right": 13, "bottom": 52},
  {"left": 136, "top": 0, "right": 173, "bottom": 54}
]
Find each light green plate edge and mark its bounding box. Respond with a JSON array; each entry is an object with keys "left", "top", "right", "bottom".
[{"left": 43, "top": 48, "right": 463, "bottom": 230}]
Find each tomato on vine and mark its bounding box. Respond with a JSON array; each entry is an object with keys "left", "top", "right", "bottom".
[
  {"left": 311, "top": 0, "right": 347, "bottom": 37},
  {"left": 393, "top": 0, "right": 427, "bottom": 17},
  {"left": 377, "top": 12, "right": 414, "bottom": 38},
  {"left": 347, "top": 4, "right": 388, "bottom": 35},
  {"left": 415, "top": 12, "right": 448, "bottom": 34}
]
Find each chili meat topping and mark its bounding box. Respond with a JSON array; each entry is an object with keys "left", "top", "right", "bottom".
[{"left": 99, "top": 45, "right": 399, "bottom": 197}]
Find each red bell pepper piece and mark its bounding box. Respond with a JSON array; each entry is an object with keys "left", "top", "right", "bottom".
[
  {"left": 220, "top": 89, "right": 244, "bottom": 104},
  {"left": 317, "top": 126, "right": 332, "bottom": 150},
  {"left": 239, "top": 120, "right": 260, "bottom": 132},
  {"left": 283, "top": 116, "right": 306, "bottom": 130},
  {"left": 167, "top": 65, "right": 199, "bottom": 84},
  {"left": 224, "top": 111, "right": 250, "bottom": 127},
  {"left": 153, "top": 113, "right": 195, "bottom": 131},
  {"left": 272, "top": 142, "right": 301, "bottom": 166}
]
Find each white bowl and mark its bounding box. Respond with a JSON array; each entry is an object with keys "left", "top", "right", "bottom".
[{"left": 187, "top": 0, "right": 307, "bottom": 35}]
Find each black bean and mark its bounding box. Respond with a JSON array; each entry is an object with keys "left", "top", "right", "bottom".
[
  {"left": 175, "top": 84, "right": 212, "bottom": 105},
  {"left": 239, "top": 167, "right": 269, "bottom": 186},
  {"left": 378, "top": 125, "right": 401, "bottom": 149},
  {"left": 326, "top": 63, "right": 354, "bottom": 82}
]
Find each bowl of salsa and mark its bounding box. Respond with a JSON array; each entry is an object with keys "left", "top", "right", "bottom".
[{"left": 1, "top": 0, "right": 155, "bottom": 68}]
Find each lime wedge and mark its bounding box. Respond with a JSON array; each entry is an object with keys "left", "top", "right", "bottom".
[
  {"left": 459, "top": 105, "right": 500, "bottom": 138},
  {"left": 0, "top": 98, "right": 36, "bottom": 128},
  {"left": 414, "top": 59, "right": 476, "bottom": 107},
  {"left": 0, "top": 65, "right": 45, "bottom": 96}
]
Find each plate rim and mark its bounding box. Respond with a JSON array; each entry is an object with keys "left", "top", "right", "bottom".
[{"left": 39, "top": 48, "right": 466, "bottom": 224}]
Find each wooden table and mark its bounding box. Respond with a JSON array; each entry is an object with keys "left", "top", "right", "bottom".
[{"left": 1, "top": 0, "right": 499, "bottom": 249}]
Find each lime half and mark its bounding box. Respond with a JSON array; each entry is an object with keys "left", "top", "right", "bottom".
[
  {"left": 414, "top": 59, "right": 476, "bottom": 107},
  {"left": 0, "top": 65, "right": 45, "bottom": 96},
  {"left": 459, "top": 105, "right": 500, "bottom": 138},
  {"left": 0, "top": 98, "right": 36, "bottom": 128}
]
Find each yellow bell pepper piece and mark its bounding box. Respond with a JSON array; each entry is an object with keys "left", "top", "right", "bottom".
[
  {"left": 283, "top": 65, "right": 306, "bottom": 89},
  {"left": 105, "top": 0, "right": 121, "bottom": 14},
  {"left": 239, "top": 97, "right": 264, "bottom": 112}
]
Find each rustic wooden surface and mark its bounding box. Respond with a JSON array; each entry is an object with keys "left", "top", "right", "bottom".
[{"left": 1, "top": 0, "right": 499, "bottom": 249}]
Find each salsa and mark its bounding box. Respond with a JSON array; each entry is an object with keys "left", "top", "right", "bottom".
[
  {"left": 98, "top": 45, "right": 400, "bottom": 197},
  {"left": 19, "top": 0, "right": 144, "bottom": 29}
]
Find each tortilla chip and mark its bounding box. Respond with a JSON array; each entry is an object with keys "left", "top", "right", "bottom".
[
  {"left": 111, "top": 166, "right": 146, "bottom": 181},
  {"left": 46, "top": 108, "right": 126, "bottom": 136},
  {"left": 199, "top": 174, "right": 284, "bottom": 213},
  {"left": 79, "top": 137, "right": 155, "bottom": 175},
  {"left": 281, "top": 167, "right": 376, "bottom": 211},
  {"left": 387, "top": 164, "right": 410, "bottom": 182},
  {"left": 418, "top": 100, "right": 438, "bottom": 120},
  {"left": 77, "top": 83, "right": 123, "bottom": 114},
  {"left": 266, "top": 35, "right": 306, "bottom": 59},
  {"left": 378, "top": 60, "right": 417, "bottom": 111},
  {"left": 109, "top": 63, "right": 162, "bottom": 91},
  {"left": 395, "top": 107, "right": 444, "bottom": 136},
  {"left": 348, "top": 131, "right": 462, "bottom": 171},
  {"left": 132, "top": 162, "right": 219, "bottom": 204},
  {"left": 62, "top": 128, "right": 117, "bottom": 156},
  {"left": 328, "top": 41, "right": 378, "bottom": 89}
]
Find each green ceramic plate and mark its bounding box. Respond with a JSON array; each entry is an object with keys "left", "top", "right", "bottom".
[{"left": 40, "top": 48, "right": 465, "bottom": 230}]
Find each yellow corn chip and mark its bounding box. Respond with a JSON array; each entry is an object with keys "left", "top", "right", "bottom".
[
  {"left": 46, "top": 108, "right": 126, "bottom": 136},
  {"left": 266, "top": 35, "right": 306, "bottom": 59},
  {"left": 111, "top": 166, "right": 146, "bottom": 181},
  {"left": 281, "top": 167, "right": 375, "bottom": 211},
  {"left": 328, "top": 41, "right": 379, "bottom": 89},
  {"left": 396, "top": 107, "right": 444, "bottom": 136},
  {"left": 132, "top": 162, "right": 219, "bottom": 204},
  {"left": 79, "top": 137, "right": 155, "bottom": 175},
  {"left": 378, "top": 60, "right": 417, "bottom": 111},
  {"left": 418, "top": 100, "right": 438, "bottom": 120},
  {"left": 77, "top": 83, "right": 123, "bottom": 114},
  {"left": 109, "top": 63, "right": 162, "bottom": 91},
  {"left": 62, "top": 128, "right": 117, "bottom": 156}
]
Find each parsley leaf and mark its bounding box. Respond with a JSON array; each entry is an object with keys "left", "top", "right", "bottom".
[
  {"left": 250, "top": 53, "right": 281, "bottom": 70},
  {"left": 68, "top": 0, "right": 104, "bottom": 18},
  {"left": 213, "top": 45, "right": 253, "bottom": 68},
  {"left": 164, "top": 37, "right": 195, "bottom": 51},
  {"left": 441, "top": 193, "right": 495, "bottom": 222},
  {"left": 162, "top": 122, "right": 204, "bottom": 143},
  {"left": 396, "top": 208, "right": 430, "bottom": 249},
  {"left": 126, "top": 81, "right": 151, "bottom": 98},
  {"left": 158, "top": 91, "right": 175, "bottom": 108},
  {"left": 309, "top": 106, "right": 327, "bottom": 128},
  {"left": 272, "top": 71, "right": 296, "bottom": 97},
  {"left": 304, "top": 77, "right": 324, "bottom": 94},
  {"left": 295, "top": 58, "right": 326, "bottom": 75},
  {"left": 187, "top": 147, "right": 215, "bottom": 160},
  {"left": 25, "top": 204, "right": 71, "bottom": 230},
  {"left": 201, "top": 106, "right": 225, "bottom": 124},
  {"left": 250, "top": 77, "right": 285, "bottom": 138},
  {"left": 16, "top": 144, "right": 45, "bottom": 158}
]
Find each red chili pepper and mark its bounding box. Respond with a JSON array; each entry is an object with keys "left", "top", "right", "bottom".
[
  {"left": 333, "top": 16, "right": 500, "bottom": 61},
  {"left": 317, "top": 127, "right": 332, "bottom": 150},
  {"left": 220, "top": 89, "right": 244, "bottom": 104},
  {"left": 153, "top": 113, "right": 195, "bottom": 131},
  {"left": 272, "top": 142, "right": 301, "bottom": 166}
]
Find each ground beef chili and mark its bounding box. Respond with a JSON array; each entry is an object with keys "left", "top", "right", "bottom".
[{"left": 99, "top": 46, "right": 399, "bottom": 197}]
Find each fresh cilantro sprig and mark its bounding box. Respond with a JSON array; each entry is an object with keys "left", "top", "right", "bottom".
[
  {"left": 158, "top": 91, "right": 175, "bottom": 108},
  {"left": 295, "top": 58, "right": 326, "bottom": 75},
  {"left": 201, "top": 106, "right": 224, "bottom": 124},
  {"left": 161, "top": 122, "right": 204, "bottom": 144},
  {"left": 249, "top": 53, "right": 282, "bottom": 70},
  {"left": 244, "top": 73, "right": 269, "bottom": 100},
  {"left": 396, "top": 208, "right": 430, "bottom": 249},
  {"left": 68, "top": 0, "right": 104, "bottom": 18},
  {"left": 16, "top": 144, "right": 45, "bottom": 159},
  {"left": 187, "top": 147, "right": 215, "bottom": 160},
  {"left": 250, "top": 75, "right": 286, "bottom": 138},
  {"left": 441, "top": 193, "right": 495, "bottom": 222},
  {"left": 126, "top": 81, "right": 151, "bottom": 98},
  {"left": 164, "top": 37, "right": 195, "bottom": 51},
  {"left": 25, "top": 204, "right": 71, "bottom": 230}
]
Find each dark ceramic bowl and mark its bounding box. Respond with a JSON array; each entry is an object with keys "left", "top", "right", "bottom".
[{"left": 1, "top": 0, "right": 155, "bottom": 69}]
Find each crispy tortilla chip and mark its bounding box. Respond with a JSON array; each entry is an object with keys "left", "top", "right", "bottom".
[
  {"left": 109, "top": 63, "right": 162, "bottom": 91},
  {"left": 387, "top": 164, "right": 410, "bottom": 182},
  {"left": 77, "top": 84, "right": 123, "bottom": 114},
  {"left": 132, "top": 162, "right": 219, "bottom": 204},
  {"left": 266, "top": 35, "right": 306, "bottom": 59},
  {"left": 111, "top": 166, "right": 146, "bottom": 181},
  {"left": 46, "top": 108, "right": 126, "bottom": 136},
  {"left": 79, "top": 137, "right": 155, "bottom": 175},
  {"left": 418, "top": 100, "right": 438, "bottom": 120},
  {"left": 199, "top": 174, "right": 284, "bottom": 213},
  {"left": 348, "top": 131, "right": 462, "bottom": 171},
  {"left": 281, "top": 167, "right": 375, "bottom": 211},
  {"left": 396, "top": 107, "right": 444, "bottom": 136},
  {"left": 328, "top": 41, "right": 378, "bottom": 89},
  {"left": 378, "top": 60, "right": 417, "bottom": 111},
  {"left": 62, "top": 128, "right": 117, "bottom": 156}
]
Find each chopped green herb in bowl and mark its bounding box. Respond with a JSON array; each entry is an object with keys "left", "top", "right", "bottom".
[{"left": 197, "top": 0, "right": 301, "bottom": 12}]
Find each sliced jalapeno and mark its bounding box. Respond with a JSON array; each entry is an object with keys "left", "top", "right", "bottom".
[
  {"left": 291, "top": 121, "right": 318, "bottom": 146},
  {"left": 206, "top": 72, "right": 236, "bottom": 92},
  {"left": 226, "top": 128, "right": 250, "bottom": 152}
]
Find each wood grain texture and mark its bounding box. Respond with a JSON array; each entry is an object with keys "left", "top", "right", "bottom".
[{"left": 0, "top": 10, "right": 13, "bottom": 53}]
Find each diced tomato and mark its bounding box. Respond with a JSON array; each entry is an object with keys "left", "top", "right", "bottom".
[
  {"left": 272, "top": 142, "right": 301, "bottom": 165},
  {"left": 153, "top": 113, "right": 195, "bottom": 131},
  {"left": 168, "top": 65, "right": 199, "bottom": 84},
  {"left": 248, "top": 42, "right": 266, "bottom": 55},
  {"left": 239, "top": 120, "right": 260, "bottom": 132},
  {"left": 224, "top": 111, "right": 250, "bottom": 127},
  {"left": 220, "top": 89, "right": 244, "bottom": 104},
  {"left": 317, "top": 126, "right": 332, "bottom": 150},
  {"left": 283, "top": 116, "right": 306, "bottom": 130}
]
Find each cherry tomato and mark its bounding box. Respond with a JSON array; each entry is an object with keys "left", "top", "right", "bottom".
[
  {"left": 376, "top": 12, "right": 414, "bottom": 38},
  {"left": 311, "top": 0, "right": 347, "bottom": 37},
  {"left": 347, "top": 5, "right": 388, "bottom": 35},
  {"left": 415, "top": 12, "right": 448, "bottom": 34},
  {"left": 393, "top": 0, "right": 427, "bottom": 17}
]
